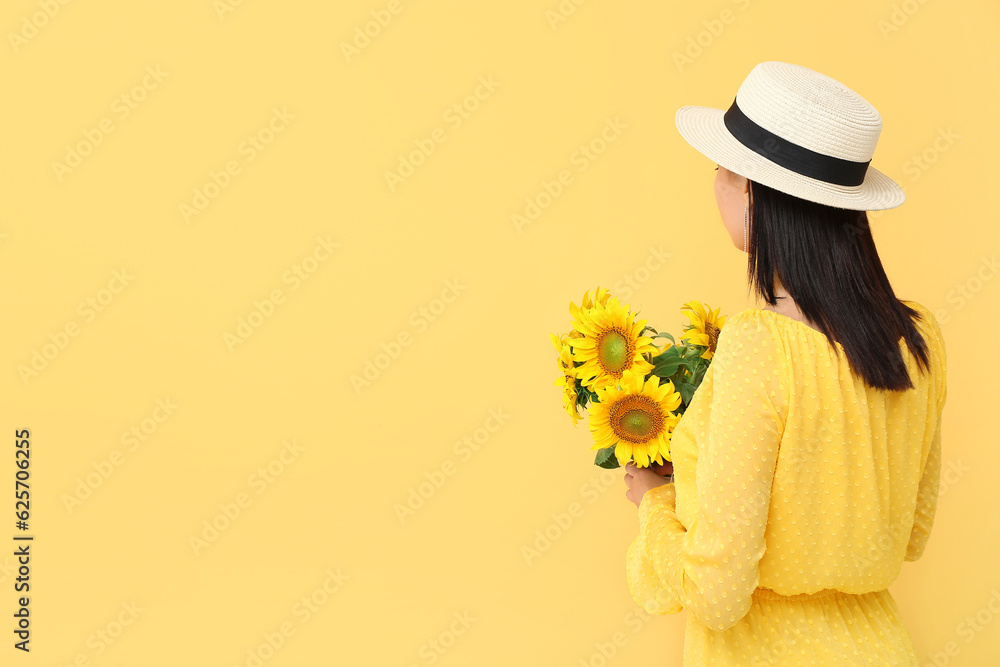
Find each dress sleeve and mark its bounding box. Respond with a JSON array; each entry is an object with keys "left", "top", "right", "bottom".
[
  {"left": 904, "top": 414, "right": 942, "bottom": 562},
  {"left": 626, "top": 311, "right": 787, "bottom": 631},
  {"left": 905, "top": 313, "right": 947, "bottom": 562},
  {"left": 626, "top": 484, "right": 684, "bottom": 615}
]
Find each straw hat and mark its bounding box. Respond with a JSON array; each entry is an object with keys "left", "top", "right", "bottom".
[{"left": 675, "top": 61, "right": 905, "bottom": 211}]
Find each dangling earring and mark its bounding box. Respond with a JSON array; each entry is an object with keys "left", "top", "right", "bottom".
[{"left": 743, "top": 203, "right": 748, "bottom": 254}]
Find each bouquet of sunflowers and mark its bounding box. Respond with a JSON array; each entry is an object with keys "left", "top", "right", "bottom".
[{"left": 550, "top": 287, "right": 726, "bottom": 469}]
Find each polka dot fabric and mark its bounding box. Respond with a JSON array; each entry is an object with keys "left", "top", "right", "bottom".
[{"left": 626, "top": 300, "right": 947, "bottom": 665}]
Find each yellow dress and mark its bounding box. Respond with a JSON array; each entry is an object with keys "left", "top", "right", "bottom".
[{"left": 626, "top": 300, "right": 947, "bottom": 666}]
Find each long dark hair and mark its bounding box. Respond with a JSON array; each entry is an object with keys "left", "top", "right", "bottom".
[{"left": 746, "top": 179, "right": 931, "bottom": 392}]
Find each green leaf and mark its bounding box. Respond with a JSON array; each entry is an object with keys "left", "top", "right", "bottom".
[
  {"left": 652, "top": 359, "right": 681, "bottom": 378},
  {"left": 574, "top": 381, "right": 600, "bottom": 412},
  {"left": 654, "top": 332, "right": 676, "bottom": 344},
  {"left": 595, "top": 446, "right": 620, "bottom": 469},
  {"left": 654, "top": 345, "right": 682, "bottom": 360},
  {"left": 667, "top": 359, "right": 696, "bottom": 380},
  {"left": 573, "top": 380, "right": 591, "bottom": 410},
  {"left": 684, "top": 345, "right": 708, "bottom": 359}
]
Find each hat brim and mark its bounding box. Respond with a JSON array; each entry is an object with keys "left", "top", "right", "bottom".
[{"left": 675, "top": 105, "right": 906, "bottom": 211}]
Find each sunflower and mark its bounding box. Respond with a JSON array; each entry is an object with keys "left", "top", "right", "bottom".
[
  {"left": 588, "top": 367, "right": 682, "bottom": 467},
  {"left": 550, "top": 332, "right": 582, "bottom": 425},
  {"left": 679, "top": 300, "right": 726, "bottom": 360},
  {"left": 579, "top": 285, "right": 612, "bottom": 310},
  {"left": 568, "top": 296, "right": 658, "bottom": 393},
  {"left": 565, "top": 286, "right": 611, "bottom": 347}
]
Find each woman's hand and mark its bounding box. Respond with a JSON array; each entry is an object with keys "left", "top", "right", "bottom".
[{"left": 624, "top": 461, "right": 674, "bottom": 508}]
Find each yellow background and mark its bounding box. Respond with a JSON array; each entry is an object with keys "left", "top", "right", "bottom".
[{"left": 1, "top": 0, "right": 997, "bottom": 664}]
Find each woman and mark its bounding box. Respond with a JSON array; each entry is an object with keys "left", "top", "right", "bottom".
[{"left": 622, "top": 62, "right": 947, "bottom": 665}]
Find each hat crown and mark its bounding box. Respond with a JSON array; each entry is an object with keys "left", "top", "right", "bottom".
[{"left": 736, "top": 61, "right": 882, "bottom": 163}]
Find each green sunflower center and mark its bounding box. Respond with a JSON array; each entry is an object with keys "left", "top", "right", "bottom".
[
  {"left": 609, "top": 395, "right": 664, "bottom": 443},
  {"left": 705, "top": 322, "right": 721, "bottom": 354},
  {"left": 597, "top": 329, "right": 634, "bottom": 373}
]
